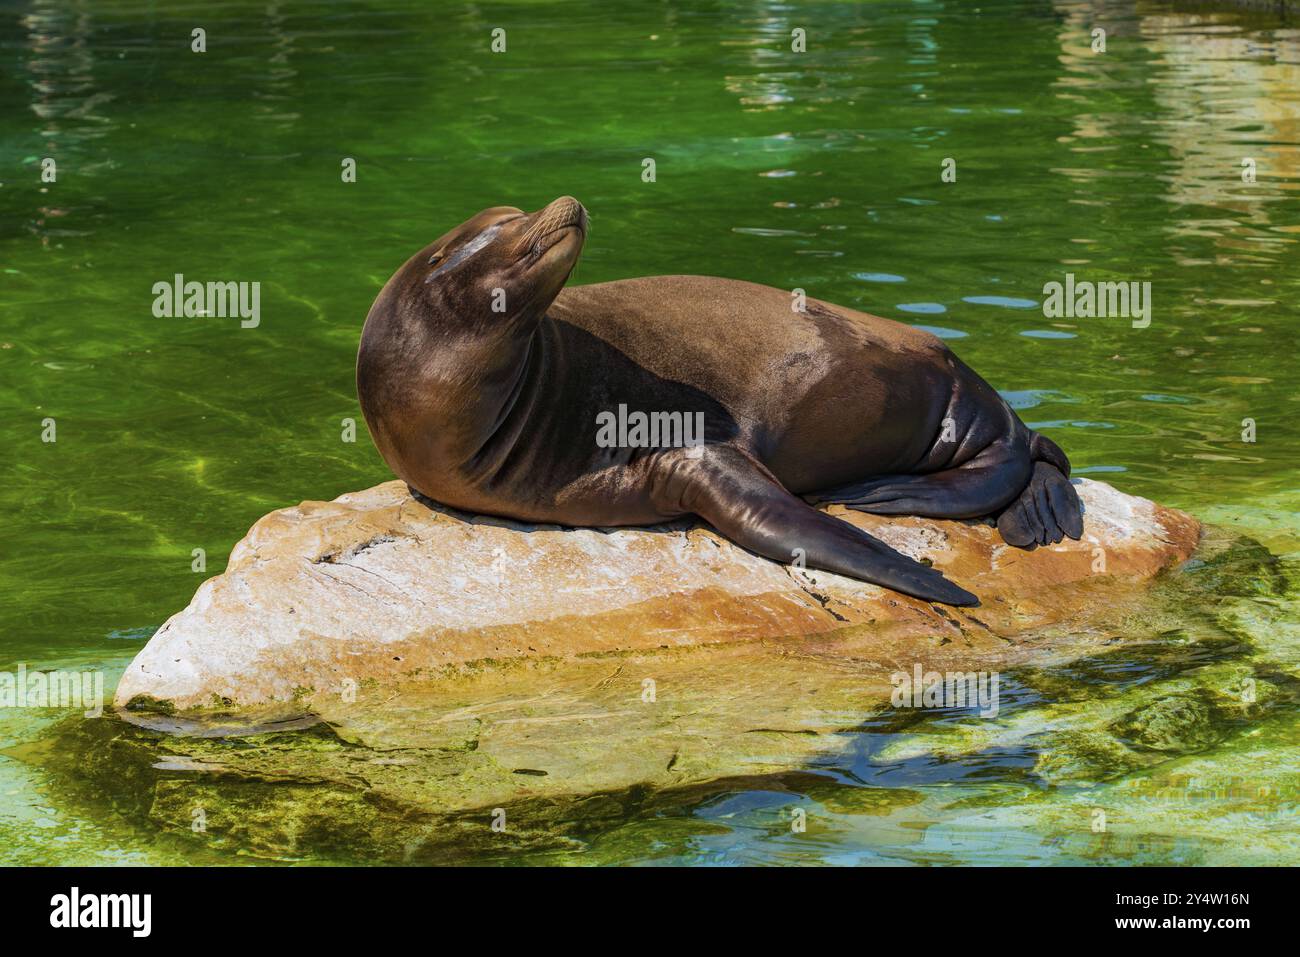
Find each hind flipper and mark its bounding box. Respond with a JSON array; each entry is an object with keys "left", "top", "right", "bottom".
[
  {"left": 650, "top": 446, "right": 979, "bottom": 607},
  {"left": 1030, "top": 432, "right": 1072, "bottom": 476},
  {"left": 996, "top": 462, "right": 1083, "bottom": 548},
  {"left": 807, "top": 442, "right": 1031, "bottom": 520},
  {"left": 808, "top": 465, "right": 1025, "bottom": 519}
]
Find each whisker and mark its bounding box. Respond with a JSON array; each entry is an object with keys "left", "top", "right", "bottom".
[{"left": 512, "top": 213, "right": 550, "bottom": 254}]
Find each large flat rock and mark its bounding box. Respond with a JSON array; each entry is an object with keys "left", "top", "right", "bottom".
[
  {"left": 37, "top": 481, "right": 1270, "bottom": 864},
  {"left": 115, "top": 479, "right": 1200, "bottom": 712}
]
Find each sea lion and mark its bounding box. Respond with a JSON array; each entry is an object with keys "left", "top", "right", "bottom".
[{"left": 357, "top": 196, "right": 1083, "bottom": 607}]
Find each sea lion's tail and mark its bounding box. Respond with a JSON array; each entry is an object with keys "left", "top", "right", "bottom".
[{"left": 995, "top": 431, "right": 1084, "bottom": 548}]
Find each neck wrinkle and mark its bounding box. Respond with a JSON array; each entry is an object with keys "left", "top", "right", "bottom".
[{"left": 461, "top": 321, "right": 546, "bottom": 480}]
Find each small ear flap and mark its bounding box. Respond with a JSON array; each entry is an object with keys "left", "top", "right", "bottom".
[{"left": 424, "top": 248, "right": 448, "bottom": 284}]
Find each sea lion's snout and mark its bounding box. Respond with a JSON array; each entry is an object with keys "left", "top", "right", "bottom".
[
  {"left": 516, "top": 195, "right": 588, "bottom": 257},
  {"left": 536, "top": 195, "right": 588, "bottom": 237},
  {"left": 510, "top": 195, "right": 587, "bottom": 288}
]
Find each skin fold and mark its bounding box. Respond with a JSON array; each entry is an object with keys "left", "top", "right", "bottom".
[{"left": 357, "top": 196, "right": 1083, "bottom": 607}]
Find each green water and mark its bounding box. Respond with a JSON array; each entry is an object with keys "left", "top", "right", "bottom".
[{"left": 1, "top": 0, "right": 1297, "bottom": 865}]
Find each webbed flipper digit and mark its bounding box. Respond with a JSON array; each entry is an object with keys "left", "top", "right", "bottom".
[{"left": 996, "top": 461, "right": 1084, "bottom": 548}]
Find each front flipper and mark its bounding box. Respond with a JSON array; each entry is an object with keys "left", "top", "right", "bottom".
[{"left": 649, "top": 446, "right": 978, "bottom": 607}]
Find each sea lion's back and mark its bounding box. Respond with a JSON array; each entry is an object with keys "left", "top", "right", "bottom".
[{"left": 548, "top": 275, "right": 943, "bottom": 409}]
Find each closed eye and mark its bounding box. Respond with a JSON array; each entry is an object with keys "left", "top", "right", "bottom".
[{"left": 425, "top": 224, "right": 503, "bottom": 282}]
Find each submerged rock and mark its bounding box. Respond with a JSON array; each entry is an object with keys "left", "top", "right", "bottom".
[
  {"left": 1112, "top": 691, "right": 1226, "bottom": 754},
  {"left": 116, "top": 479, "right": 1200, "bottom": 711}
]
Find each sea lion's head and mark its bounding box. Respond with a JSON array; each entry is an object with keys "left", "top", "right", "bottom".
[
  {"left": 416, "top": 195, "right": 588, "bottom": 329},
  {"left": 358, "top": 196, "right": 589, "bottom": 487}
]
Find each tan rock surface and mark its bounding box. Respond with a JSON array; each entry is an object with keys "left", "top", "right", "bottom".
[{"left": 114, "top": 478, "right": 1200, "bottom": 712}]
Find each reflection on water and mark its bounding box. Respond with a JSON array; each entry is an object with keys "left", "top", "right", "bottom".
[{"left": 0, "top": 0, "right": 1297, "bottom": 865}]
